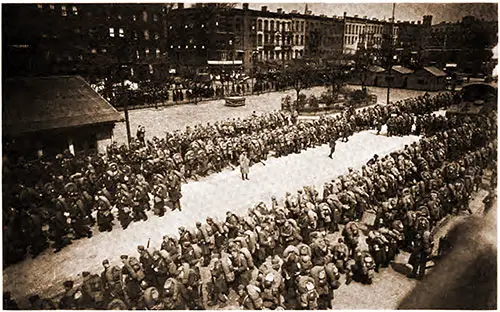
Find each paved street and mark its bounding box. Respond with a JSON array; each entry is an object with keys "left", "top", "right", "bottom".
[
  {"left": 4, "top": 129, "right": 419, "bottom": 305},
  {"left": 113, "top": 86, "right": 435, "bottom": 144}
]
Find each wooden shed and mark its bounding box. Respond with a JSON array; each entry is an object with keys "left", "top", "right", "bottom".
[
  {"left": 407, "top": 66, "right": 447, "bottom": 91},
  {"left": 3, "top": 75, "right": 124, "bottom": 159}
]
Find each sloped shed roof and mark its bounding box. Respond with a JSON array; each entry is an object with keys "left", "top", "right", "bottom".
[
  {"left": 368, "top": 65, "right": 386, "bottom": 73},
  {"left": 423, "top": 66, "right": 447, "bottom": 77},
  {"left": 3, "top": 76, "right": 124, "bottom": 135},
  {"left": 392, "top": 65, "right": 414, "bottom": 75}
]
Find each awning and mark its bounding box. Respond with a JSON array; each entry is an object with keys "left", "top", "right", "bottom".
[{"left": 207, "top": 60, "right": 243, "bottom": 65}]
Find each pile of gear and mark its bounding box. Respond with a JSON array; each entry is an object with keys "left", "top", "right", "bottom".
[{"left": 10, "top": 108, "right": 496, "bottom": 310}]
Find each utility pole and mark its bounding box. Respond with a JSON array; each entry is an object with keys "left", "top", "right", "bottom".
[
  {"left": 121, "top": 76, "right": 132, "bottom": 144},
  {"left": 386, "top": 3, "right": 396, "bottom": 105}
]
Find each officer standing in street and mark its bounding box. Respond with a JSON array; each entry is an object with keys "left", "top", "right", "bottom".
[
  {"left": 328, "top": 137, "right": 337, "bottom": 159},
  {"left": 239, "top": 152, "right": 250, "bottom": 181}
]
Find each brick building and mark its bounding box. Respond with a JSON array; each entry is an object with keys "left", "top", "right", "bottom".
[
  {"left": 343, "top": 13, "right": 396, "bottom": 56},
  {"left": 3, "top": 4, "right": 169, "bottom": 81},
  {"left": 166, "top": 4, "right": 346, "bottom": 74}
]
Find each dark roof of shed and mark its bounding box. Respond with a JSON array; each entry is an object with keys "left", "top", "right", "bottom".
[{"left": 3, "top": 75, "right": 124, "bottom": 136}]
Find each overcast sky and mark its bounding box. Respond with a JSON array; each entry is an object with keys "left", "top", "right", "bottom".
[{"left": 242, "top": 2, "right": 498, "bottom": 24}]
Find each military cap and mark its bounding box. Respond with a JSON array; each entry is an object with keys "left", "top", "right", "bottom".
[
  {"left": 82, "top": 271, "right": 90, "bottom": 278},
  {"left": 63, "top": 280, "right": 74, "bottom": 289},
  {"left": 196, "top": 222, "right": 202, "bottom": 227},
  {"left": 102, "top": 259, "right": 109, "bottom": 265},
  {"left": 28, "top": 295, "right": 41, "bottom": 303},
  {"left": 137, "top": 245, "right": 145, "bottom": 251},
  {"left": 120, "top": 255, "right": 129, "bottom": 260}
]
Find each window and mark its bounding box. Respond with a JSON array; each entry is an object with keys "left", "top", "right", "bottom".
[
  {"left": 109, "top": 28, "right": 115, "bottom": 37},
  {"left": 154, "top": 33, "right": 159, "bottom": 40},
  {"left": 264, "top": 20, "right": 268, "bottom": 31},
  {"left": 258, "top": 19, "right": 262, "bottom": 31},
  {"left": 153, "top": 14, "right": 158, "bottom": 22},
  {"left": 74, "top": 28, "right": 80, "bottom": 34},
  {"left": 49, "top": 4, "right": 54, "bottom": 10},
  {"left": 142, "top": 11, "right": 148, "bottom": 22},
  {"left": 301, "top": 35, "right": 304, "bottom": 45},
  {"left": 91, "top": 48, "right": 97, "bottom": 54},
  {"left": 258, "top": 34, "right": 263, "bottom": 46},
  {"left": 145, "top": 48, "right": 150, "bottom": 56},
  {"left": 149, "top": 64, "right": 154, "bottom": 74},
  {"left": 119, "top": 28, "right": 124, "bottom": 37},
  {"left": 270, "top": 21, "right": 274, "bottom": 31},
  {"left": 72, "top": 6, "right": 78, "bottom": 15},
  {"left": 301, "top": 21, "right": 304, "bottom": 32},
  {"left": 133, "top": 31, "right": 138, "bottom": 40},
  {"left": 61, "top": 5, "right": 67, "bottom": 16},
  {"left": 156, "top": 48, "right": 161, "bottom": 57},
  {"left": 136, "top": 50, "right": 140, "bottom": 59},
  {"left": 417, "top": 78, "right": 426, "bottom": 85},
  {"left": 117, "top": 15, "right": 122, "bottom": 20},
  {"left": 37, "top": 4, "right": 43, "bottom": 9},
  {"left": 144, "top": 30, "right": 149, "bottom": 40},
  {"left": 132, "top": 15, "right": 137, "bottom": 21}
]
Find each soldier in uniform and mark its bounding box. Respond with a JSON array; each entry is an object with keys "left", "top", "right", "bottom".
[
  {"left": 328, "top": 137, "right": 337, "bottom": 159},
  {"left": 167, "top": 171, "right": 182, "bottom": 211},
  {"left": 239, "top": 152, "right": 250, "bottom": 181}
]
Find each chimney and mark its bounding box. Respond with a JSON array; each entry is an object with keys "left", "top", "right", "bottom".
[
  {"left": 363, "top": 15, "right": 367, "bottom": 19},
  {"left": 177, "top": 3, "right": 184, "bottom": 9},
  {"left": 417, "top": 21, "right": 421, "bottom": 24},
  {"left": 261, "top": 6, "right": 267, "bottom": 12},
  {"left": 354, "top": 14, "right": 358, "bottom": 18},
  {"left": 243, "top": 3, "right": 249, "bottom": 10},
  {"left": 343, "top": 12, "right": 347, "bottom": 18},
  {"left": 277, "top": 8, "right": 282, "bottom": 14},
  {"left": 291, "top": 10, "right": 298, "bottom": 14}
]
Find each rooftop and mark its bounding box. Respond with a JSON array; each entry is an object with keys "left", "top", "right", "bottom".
[{"left": 3, "top": 75, "right": 124, "bottom": 136}]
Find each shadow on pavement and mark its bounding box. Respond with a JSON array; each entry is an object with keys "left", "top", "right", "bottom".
[
  {"left": 390, "top": 262, "right": 412, "bottom": 277},
  {"left": 397, "top": 211, "right": 497, "bottom": 310}
]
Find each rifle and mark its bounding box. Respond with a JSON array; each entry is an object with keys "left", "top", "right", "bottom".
[{"left": 147, "top": 238, "right": 151, "bottom": 249}]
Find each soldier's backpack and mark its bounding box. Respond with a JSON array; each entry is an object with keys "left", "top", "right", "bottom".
[
  {"left": 220, "top": 254, "right": 235, "bottom": 283},
  {"left": 246, "top": 284, "right": 263, "bottom": 309},
  {"left": 240, "top": 247, "right": 255, "bottom": 269}
]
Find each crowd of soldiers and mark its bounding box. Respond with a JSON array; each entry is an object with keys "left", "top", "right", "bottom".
[
  {"left": 3, "top": 91, "right": 460, "bottom": 267},
  {"left": 6, "top": 91, "right": 496, "bottom": 309}
]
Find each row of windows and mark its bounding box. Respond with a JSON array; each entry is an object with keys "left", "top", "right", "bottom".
[
  {"left": 257, "top": 34, "right": 305, "bottom": 46},
  {"left": 257, "top": 19, "right": 305, "bottom": 33},
  {"left": 344, "top": 35, "right": 383, "bottom": 45},
  {"left": 257, "top": 49, "right": 304, "bottom": 61},
  {"left": 37, "top": 4, "right": 159, "bottom": 22},
  {"left": 346, "top": 23, "right": 384, "bottom": 35},
  {"left": 109, "top": 28, "right": 160, "bottom": 40}
]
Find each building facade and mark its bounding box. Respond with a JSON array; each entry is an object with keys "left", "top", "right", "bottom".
[
  {"left": 343, "top": 14, "right": 396, "bottom": 56},
  {"left": 3, "top": 4, "right": 169, "bottom": 81}
]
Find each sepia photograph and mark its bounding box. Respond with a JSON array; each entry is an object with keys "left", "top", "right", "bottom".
[{"left": 2, "top": 1, "right": 498, "bottom": 310}]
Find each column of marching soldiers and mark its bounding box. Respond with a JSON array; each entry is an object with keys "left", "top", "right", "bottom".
[
  {"left": 3, "top": 91, "right": 458, "bottom": 264},
  {"left": 3, "top": 91, "right": 497, "bottom": 309}
]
